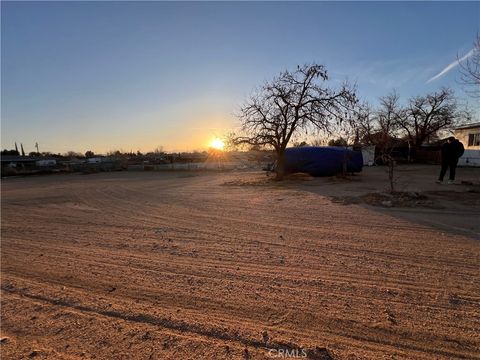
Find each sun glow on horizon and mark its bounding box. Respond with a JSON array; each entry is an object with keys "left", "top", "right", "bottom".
[{"left": 210, "top": 138, "right": 225, "bottom": 151}]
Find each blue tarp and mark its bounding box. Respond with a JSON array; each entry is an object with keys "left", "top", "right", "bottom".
[{"left": 284, "top": 146, "right": 363, "bottom": 177}]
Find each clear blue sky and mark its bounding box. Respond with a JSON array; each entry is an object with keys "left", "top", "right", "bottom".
[{"left": 1, "top": 1, "right": 479, "bottom": 154}]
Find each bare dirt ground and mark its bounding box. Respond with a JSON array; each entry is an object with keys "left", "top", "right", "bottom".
[{"left": 1, "top": 165, "right": 479, "bottom": 360}]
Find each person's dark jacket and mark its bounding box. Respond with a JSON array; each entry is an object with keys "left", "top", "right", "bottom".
[{"left": 441, "top": 140, "right": 464, "bottom": 163}]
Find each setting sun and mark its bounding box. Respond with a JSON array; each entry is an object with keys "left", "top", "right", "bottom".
[{"left": 210, "top": 138, "right": 225, "bottom": 151}]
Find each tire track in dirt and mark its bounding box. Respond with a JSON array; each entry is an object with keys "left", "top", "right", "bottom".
[{"left": 2, "top": 284, "right": 478, "bottom": 360}]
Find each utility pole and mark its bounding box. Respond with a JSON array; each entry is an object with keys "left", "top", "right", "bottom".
[
  {"left": 35, "top": 142, "right": 39, "bottom": 154},
  {"left": 21, "top": 143, "right": 25, "bottom": 156}
]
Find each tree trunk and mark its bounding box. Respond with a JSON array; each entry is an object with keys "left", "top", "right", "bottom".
[
  {"left": 275, "top": 150, "right": 285, "bottom": 181},
  {"left": 387, "top": 157, "right": 395, "bottom": 193}
]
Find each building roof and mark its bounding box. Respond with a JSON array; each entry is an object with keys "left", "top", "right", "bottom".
[
  {"left": 455, "top": 122, "right": 480, "bottom": 130},
  {"left": 1, "top": 155, "right": 56, "bottom": 163}
]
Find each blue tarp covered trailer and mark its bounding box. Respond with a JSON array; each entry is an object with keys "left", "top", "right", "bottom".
[{"left": 284, "top": 146, "right": 363, "bottom": 177}]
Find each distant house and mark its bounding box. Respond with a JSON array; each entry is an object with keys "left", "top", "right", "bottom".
[
  {"left": 1, "top": 155, "right": 57, "bottom": 175},
  {"left": 454, "top": 123, "right": 480, "bottom": 167},
  {"left": 86, "top": 157, "right": 103, "bottom": 164},
  {"left": 1, "top": 155, "right": 38, "bottom": 169},
  {"left": 35, "top": 159, "right": 57, "bottom": 167},
  {"left": 455, "top": 122, "right": 480, "bottom": 150}
]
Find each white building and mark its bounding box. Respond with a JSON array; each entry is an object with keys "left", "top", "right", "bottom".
[
  {"left": 455, "top": 122, "right": 480, "bottom": 150},
  {"left": 87, "top": 157, "right": 103, "bottom": 164},
  {"left": 455, "top": 123, "right": 480, "bottom": 167}
]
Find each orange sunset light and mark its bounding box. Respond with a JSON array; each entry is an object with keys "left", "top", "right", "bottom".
[{"left": 210, "top": 138, "right": 225, "bottom": 151}]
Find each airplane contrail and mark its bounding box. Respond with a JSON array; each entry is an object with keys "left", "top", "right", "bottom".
[{"left": 426, "top": 48, "right": 476, "bottom": 83}]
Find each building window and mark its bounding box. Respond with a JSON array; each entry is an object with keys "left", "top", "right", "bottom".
[{"left": 468, "top": 133, "right": 480, "bottom": 146}]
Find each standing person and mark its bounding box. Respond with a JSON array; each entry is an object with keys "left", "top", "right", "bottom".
[{"left": 437, "top": 136, "right": 464, "bottom": 184}]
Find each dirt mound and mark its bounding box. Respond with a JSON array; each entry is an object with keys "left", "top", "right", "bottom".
[
  {"left": 222, "top": 177, "right": 272, "bottom": 186},
  {"left": 284, "top": 172, "right": 315, "bottom": 181},
  {"left": 222, "top": 172, "right": 314, "bottom": 186},
  {"left": 333, "top": 191, "right": 437, "bottom": 208}
]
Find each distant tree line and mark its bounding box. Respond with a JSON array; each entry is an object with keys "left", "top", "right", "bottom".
[
  {"left": 1, "top": 149, "right": 20, "bottom": 156},
  {"left": 231, "top": 61, "right": 472, "bottom": 180}
]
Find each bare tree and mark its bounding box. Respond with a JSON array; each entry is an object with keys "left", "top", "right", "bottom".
[
  {"left": 355, "top": 102, "right": 376, "bottom": 145},
  {"left": 400, "top": 88, "right": 458, "bottom": 147},
  {"left": 458, "top": 34, "right": 480, "bottom": 97},
  {"left": 376, "top": 92, "right": 404, "bottom": 139},
  {"left": 327, "top": 111, "right": 361, "bottom": 147},
  {"left": 354, "top": 96, "right": 403, "bottom": 146},
  {"left": 234, "top": 64, "right": 357, "bottom": 180},
  {"left": 355, "top": 95, "right": 404, "bottom": 192},
  {"left": 153, "top": 145, "right": 165, "bottom": 155},
  {"left": 375, "top": 92, "right": 406, "bottom": 193}
]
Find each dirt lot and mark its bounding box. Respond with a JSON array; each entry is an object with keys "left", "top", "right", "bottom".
[{"left": 1, "top": 165, "right": 479, "bottom": 359}]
